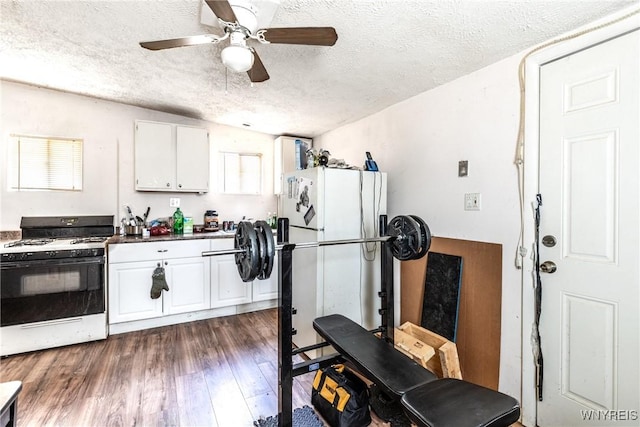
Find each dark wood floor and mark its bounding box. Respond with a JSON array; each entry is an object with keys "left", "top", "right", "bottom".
[{"left": 0, "top": 309, "right": 388, "bottom": 426}]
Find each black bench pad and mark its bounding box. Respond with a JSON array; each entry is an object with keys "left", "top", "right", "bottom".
[
  {"left": 313, "top": 314, "right": 437, "bottom": 398},
  {"left": 402, "top": 378, "right": 520, "bottom": 427},
  {"left": 314, "top": 314, "right": 521, "bottom": 427}
]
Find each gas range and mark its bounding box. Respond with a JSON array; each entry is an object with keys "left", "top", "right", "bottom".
[
  {"left": 0, "top": 215, "right": 114, "bottom": 261},
  {"left": 1, "top": 215, "right": 114, "bottom": 356}
]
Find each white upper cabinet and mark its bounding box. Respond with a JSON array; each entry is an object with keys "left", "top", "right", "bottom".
[
  {"left": 134, "top": 120, "right": 209, "bottom": 193},
  {"left": 273, "top": 136, "right": 312, "bottom": 195},
  {"left": 135, "top": 121, "right": 174, "bottom": 190},
  {"left": 176, "top": 125, "right": 210, "bottom": 192}
]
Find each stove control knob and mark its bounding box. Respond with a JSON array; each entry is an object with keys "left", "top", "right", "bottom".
[
  {"left": 20, "top": 253, "right": 30, "bottom": 260},
  {"left": 6, "top": 254, "right": 15, "bottom": 261},
  {"left": 71, "top": 250, "right": 78, "bottom": 257},
  {"left": 47, "top": 251, "right": 56, "bottom": 257},
  {"left": 91, "top": 249, "right": 99, "bottom": 256}
]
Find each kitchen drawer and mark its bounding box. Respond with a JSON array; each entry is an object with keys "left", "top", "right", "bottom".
[
  {"left": 108, "top": 239, "right": 210, "bottom": 263},
  {"left": 210, "top": 238, "right": 235, "bottom": 251}
]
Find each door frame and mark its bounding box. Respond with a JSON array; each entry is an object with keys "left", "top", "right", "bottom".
[{"left": 521, "top": 8, "right": 639, "bottom": 426}]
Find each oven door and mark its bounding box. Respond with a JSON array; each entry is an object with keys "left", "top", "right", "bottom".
[{"left": 0, "top": 256, "right": 105, "bottom": 326}]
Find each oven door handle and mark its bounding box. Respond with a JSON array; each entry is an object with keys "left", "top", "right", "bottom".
[{"left": 0, "top": 256, "right": 104, "bottom": 269}]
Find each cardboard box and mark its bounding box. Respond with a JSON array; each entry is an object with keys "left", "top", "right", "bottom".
[
  {"left": 183, "top": 217, "right": 193, "bottom": 234},
  {"left": 395, "top": 322, "right": 462, "bottom": 379}
]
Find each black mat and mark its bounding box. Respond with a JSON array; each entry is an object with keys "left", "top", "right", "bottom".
[
  {"left": 421, "top": 252, "right": 463, "bottom": 342},
  {"left": 254, "top": 405, "right": 324, "bottom": 427}
]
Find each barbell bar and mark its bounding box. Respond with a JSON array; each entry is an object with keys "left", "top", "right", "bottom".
[
  {"left": 201, "top": 235, "right": 394, "bottom": 257},
  {"left": 201, "top": 215, "right": 431, "bottom": 282}
]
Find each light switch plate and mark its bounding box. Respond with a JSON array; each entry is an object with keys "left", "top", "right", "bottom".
[
  {"left": 464, "top": 193, "right": 481, "bottom": 211},
  {"left": 458, "top": 160, "right": 468, "bottom": 177},
  {"left": 169, "top": 198, "right": 180, "bottom": 207}
]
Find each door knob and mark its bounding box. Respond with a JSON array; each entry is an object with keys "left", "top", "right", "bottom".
[{"left": 540, "top": 261, "right": 557, "bottom": 274}]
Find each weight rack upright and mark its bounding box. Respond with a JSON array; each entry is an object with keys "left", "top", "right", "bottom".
[{"left": 275, "top": 215, "right": 395, "bottom": 427}]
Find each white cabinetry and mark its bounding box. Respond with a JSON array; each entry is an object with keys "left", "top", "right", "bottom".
[
  {"left": 134, "top": 120, "right": 210, "bottom": 193},
  {"left": 108, "top": 240, "right": 210, "bottom": 324},
  {"left": 107, "top": 237, "right": 277, "bottom": 334},
  {"left": 252, "top": 255, "right": 278, "bottom": 302},
  {"left": 274, "top": 136, "right": 312, "bottom": 195},
  {"left": 209, "top": 239, "right": 279, "bottom": 306},
  {"left": 210, "top": 239, "right": 252, "bottom": 307},
  {"left": 108, "top": 259, "right": 163, "bottom": 323}
]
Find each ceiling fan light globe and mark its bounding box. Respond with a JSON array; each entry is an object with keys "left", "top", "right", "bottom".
[{"left": 221, "top": 45, "right": 254, "bottom": 73}]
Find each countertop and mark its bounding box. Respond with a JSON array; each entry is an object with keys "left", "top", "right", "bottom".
[{"left": 107, "top": 230, "right": 235, "bottom": 245}]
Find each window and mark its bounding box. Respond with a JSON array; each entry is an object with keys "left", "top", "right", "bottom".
[
  {"left": 221, "top": 152, "right": 262, "bottom": 194},
  {"left": 8, "top": 135, "right": 83, "bottom": 191}
]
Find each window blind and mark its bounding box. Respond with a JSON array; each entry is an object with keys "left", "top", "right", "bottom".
[
  {"left": 10, "top": 135, "right": 83, "bottom": 191},
  {"left": 222, "top": 152, "right": 261, "bottom": 194}
]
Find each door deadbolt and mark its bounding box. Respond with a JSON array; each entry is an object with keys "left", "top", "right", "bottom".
[
  {"left": 540, "top": 261, "right": 557, "bottom": 274},
  {"left": 542, "top": 235, "right": 557, "bottom": 247}
]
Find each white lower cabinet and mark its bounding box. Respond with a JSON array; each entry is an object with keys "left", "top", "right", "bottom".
[
  {"left": 209, "top": 239, "right": 279, "bottom": 306},
  {"left": 210, "top": 239, "right": 252, "bottom": 307},
  {"left": 163, "top": 257, "right": 210, "bottom": 315},
  {"left": 108, "top": 240, "right": 210, "bottom": 324},
  {"left": 107, "top": 237, "right": 277, "bottom": 331},
  {"left": 108, "top": 260, "right": 163, "bottom": 323},
  {"left": 252, "top": 255, "right": 278, "bottom": 302}
]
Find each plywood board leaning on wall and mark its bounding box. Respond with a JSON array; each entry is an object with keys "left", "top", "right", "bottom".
[{"left": 400, "top": 237, "right": 502, "bottom": 391}]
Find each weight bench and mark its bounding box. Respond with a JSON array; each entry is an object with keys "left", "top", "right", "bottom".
[{"left": 313, "top": 314, "right": 520, "bottom": 427}]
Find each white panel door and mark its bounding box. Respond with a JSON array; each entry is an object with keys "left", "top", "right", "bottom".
[
  {"left": 253, "top": 256, "right": 278, "bottom": 302},
  {"left": 210, "top": 256, "right": 252, "bottom": 308},
  {"left": 538, "top": 30, "right": 639, "bottom": 426},
  {"left": 108, "top": 260, "right": 163, "bottom": 323},
  {"left": 164, "top": 256, "right": 210, "bottom": 315}
]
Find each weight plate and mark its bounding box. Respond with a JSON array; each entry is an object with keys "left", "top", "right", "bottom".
[
  {"left": 387, "top": 215, "right": 423, "bottom": 261},
  {"left": 254, "top": 220, "right": 275, "bottom": 280},
  {"left": 409, "top": 215, "right": 431, "bottom": 260},
  {"left": 255, "top": 224, "right": 267, "bottom": 277},
  {"left": 234, "top": 221, "right": 260, "bottom": 282}
]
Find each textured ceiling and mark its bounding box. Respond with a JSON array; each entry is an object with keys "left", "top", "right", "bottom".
[{"left": 0, "top": 0, "right": 636, "bottom": 137}]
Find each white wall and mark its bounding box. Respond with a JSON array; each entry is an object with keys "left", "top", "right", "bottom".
[
  {"left": 0, "top": 81, "right": 277, "bottom": 231},
  {"left": 315, "top": 53, "right": 524, "bottom": 400}
]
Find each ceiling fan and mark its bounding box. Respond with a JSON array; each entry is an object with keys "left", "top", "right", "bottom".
[{"left": 139, "top": 0, "right": 338, "bottom": 83}]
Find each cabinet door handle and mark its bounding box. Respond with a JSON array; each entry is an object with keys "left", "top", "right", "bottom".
[
  {"left": 164, "top": 261, "right": 168, "bottom": 266},
  {"left": 166, "top": 183, "right": 170, "bottom": 187},
  {"left": 158, "top": 249, "right": 168, "bottom": 253},
  {"left": 178, "top": 184, "right": 182, "bottom": 188}
]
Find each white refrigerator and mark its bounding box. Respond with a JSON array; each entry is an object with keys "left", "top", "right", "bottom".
[{"left": 279, "top": 167, "right": 387, "bottom": 356}]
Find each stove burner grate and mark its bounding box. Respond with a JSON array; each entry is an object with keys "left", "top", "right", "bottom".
[
  {"left": 4, "top": 238, "right": 55, "bottom": 248},
  {"left": 70, "top": 237, "right": 108, "bottom": 244}
]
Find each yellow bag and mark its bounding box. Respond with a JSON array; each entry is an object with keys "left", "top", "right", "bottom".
[{"left": 311, "top": 364, "right": 371, "bottom": 427}]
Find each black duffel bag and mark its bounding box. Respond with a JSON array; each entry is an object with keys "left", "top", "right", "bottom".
[{"left": 311, "top": 364, "right": 371, "bottom": 427}]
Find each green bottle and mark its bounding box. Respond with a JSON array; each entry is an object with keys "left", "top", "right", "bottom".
[{"left": 173, "top": 207, "right": 184, "bottom": 234}]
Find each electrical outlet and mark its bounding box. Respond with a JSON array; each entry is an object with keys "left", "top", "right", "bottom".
[
  {"left": 169, "top": 198, "right": 180, "bottom": 208},
  {"left": 464, "top": 193, "right": 481, "bottom": 211}
]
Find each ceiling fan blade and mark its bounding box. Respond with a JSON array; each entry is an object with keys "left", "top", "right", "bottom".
[
  {"left": 261, "top": 27, "right": 338, "bottom": 46},
  {"left": 247, "top": 50, "right": 269, "bottom": 83},
  {"left": 205, "top": 0, "right": 238, "bottom": 23},
  {"left": 140, "top": 35, "right": 220, "bottom": 50}
]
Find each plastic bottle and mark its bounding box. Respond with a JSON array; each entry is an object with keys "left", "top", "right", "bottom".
[{"left": 173, "top": 207, "right": 184, "bottom": 234}]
